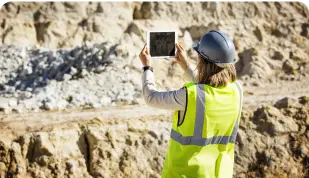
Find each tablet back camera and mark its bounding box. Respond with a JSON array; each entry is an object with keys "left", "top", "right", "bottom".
[{"left": 150, "top": 32, "right": 175, "bottom": 57}]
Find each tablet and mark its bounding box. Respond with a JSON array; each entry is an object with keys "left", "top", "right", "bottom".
[{"left": 147, "top": 31, "right": 178, "bottom": 58}]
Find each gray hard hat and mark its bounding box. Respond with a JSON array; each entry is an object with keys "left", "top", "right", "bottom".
[{"left": 193, "top": 30, "right": 237, "bottom": 67}]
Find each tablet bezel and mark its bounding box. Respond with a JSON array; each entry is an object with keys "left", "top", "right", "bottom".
[{"left": 147, "top": 30, "right": 178, "bottom": 58}]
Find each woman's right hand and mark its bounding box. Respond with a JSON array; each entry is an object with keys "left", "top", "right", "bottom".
[{"left": 175, "top": 43, "right": 189, "bottom": 70}]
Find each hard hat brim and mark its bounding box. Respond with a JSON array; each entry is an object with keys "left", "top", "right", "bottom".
[
  {"left": 193, "top": 45, "right": 199, "bottom": 54},
  {"left": 193, "top": 45, "right": 218, "bottom": 63},
  {"left": 193, "top": 45, "right": 238, "bottom": 65}
]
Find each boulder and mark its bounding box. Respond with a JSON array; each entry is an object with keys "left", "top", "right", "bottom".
[
  {"left": 185, "top": 23, "right": 219, "bottom": 40},
  {"left": 183, "top": 30, "right": 193, "bottom": 50},
  {"left": 127, "top": 19, "right": 182, "bottom": 38},
  {"left": 237, "top": 48, "right": 273, "bottom": 79},
  {"left": 16, "top": 130, "right": 92, "bottom": 177},
  {"left": 133, "top": 2, "right": 152, "bottom": 19},
  {"left": 253, "top": 106, "right": 299, "bottom": 136},
  {"left": 253, "top": 26, "right": 264, "bottom": 42},
  {"left": 300, "top": 23, "right": 309, "bottom": 38},
  {"left": 99, "top": 96, "right": 112, "bottom": 106},
  {"left": 282, "top": 59, "right": 298, "bottom": 75},
  {"left": 2, "top": 20, "right": 37, "bottom": 46},
  {"left": 289, "top": 49, "right": 308, "bottom": 63},
  {"left": 299, "top": 96, "right": 309, "bottom": 105},
  {"left": 274, "top": 97, "right": 298, "bottom": 109},
  {"left": 269, "top": 48, "right": 284, "bottom": 60}
]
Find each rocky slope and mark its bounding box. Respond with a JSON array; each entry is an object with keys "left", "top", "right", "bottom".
[
  {"left": 0, "top": 2, "right": 309, "bottom": 113},
  {"left": 0, "top": 96, "right": 308, "bottom": 178},
  {"left": 0, "top": 2, "right": 309, "bottom": 178}
]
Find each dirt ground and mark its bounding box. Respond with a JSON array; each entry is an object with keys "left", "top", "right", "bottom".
[{"left": 1, "top": 75, "right": 308, "bottom": 135}]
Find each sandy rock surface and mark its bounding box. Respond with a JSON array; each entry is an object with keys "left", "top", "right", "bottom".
[{"left": 0, "top": 96, "right": 308, "bottom": 177}]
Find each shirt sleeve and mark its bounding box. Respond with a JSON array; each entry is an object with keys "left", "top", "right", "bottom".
[{"left": 142, "top": 69, "right": 187, "bottom": 111}]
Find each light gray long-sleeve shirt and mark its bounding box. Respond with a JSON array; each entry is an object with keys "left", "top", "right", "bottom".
[{"left": 142, "top": 65, "right": 197, "bottom": 111}]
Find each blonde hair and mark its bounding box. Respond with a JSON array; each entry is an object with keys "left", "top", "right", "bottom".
[{"left": 196, "top": 55, "right": 237, "bottom": 87}]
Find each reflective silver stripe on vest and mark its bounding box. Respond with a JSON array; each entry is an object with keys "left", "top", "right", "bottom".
[
  {"left": 171, "top": 129, "right": 231, "bottom": 146},
  {"left": 171, "top": 83, "right": 243, "bottom": 146},
  {"left": 194, "top": 84, "right": 206, "bottom": 137}
]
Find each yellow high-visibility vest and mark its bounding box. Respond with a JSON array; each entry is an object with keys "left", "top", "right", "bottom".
[{"left": 161, "top": 81, "right": 243, "bottom": 178}]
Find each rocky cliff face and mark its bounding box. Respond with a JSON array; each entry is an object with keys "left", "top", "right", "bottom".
[
  {"left": 0, "top": 96, "right": 308, "bottom": 177},
  {"left": 0, "top": 2, "right": 309, "bottom": 113}
]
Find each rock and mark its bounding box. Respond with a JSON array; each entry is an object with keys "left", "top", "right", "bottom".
[
  {"left": 253, "top": 106, "right": 299, "bottom": 136},
  {"left": 300, "top": 23, "right": 309, "bottom": 38},
  {"left": 57, "top": 99, "right": 69, "bottom": 110},
  {"left": 0, "top": 2, "right": 309, "bottom": 177},
  {"left": 63, "top": 2, "right": 87, "bottom": 18},
  {"left": 0, "top": 1, "right": 308, "bottom": 115},
  {"left": 0, "top": 137, "right": 11, "bottom": 176},
  {"left": 15, "top": 130, "right": 92, "bottom": 177},
  {"left": 282, "top": 59, "right": 298, "bottom": 75},
  {"left": 237, "top": 48, "right": 273, "bottom": 79},
  {"left": 127, "top": 20, "right": 182, "bottom": 39},
  {"left": 253, "top": 26, "right": 263, "bottom": 42},
  {"left": 0, "top": 99, "right": 10, "bottom": 113},
  {"left": 269, "top": 49, "right": 284, "bottom": 60},
  {"left": 0, "top": 162, "right": 7, "bottom": 177},
  {"left": 62, "top": 74, "right": 71, "bottom": 81},
  {"left": 100, "top": 96, "right": 112, "bottom": 106},
  {"left": 0, "top": 95, "right": 309, "bottom": 177},
  {"left": 299, "top": 96, "right": 309, "bottom": 105},
  {"left": 80, "top": 69, "right": 89, "bottom": 77},
  {"left": 274, "top": 97, "right": 298, "bottom": 109},
  {"left": 90, "top": 101, "right": 101, "bottom": 109},
  {"left": 18, "top": 98, "right": 38, "bottom": 110},
  {"left": 289, "top": 49, "right": 308, "bottom": 63},
  {"left": 133, "top": 2, "right": 152, "bottom": 19},
  {"left": 115, "top": 44, "right": 129, "bottom": 58},
  {"left": 185, "top": 23, "right": 219, "bottom": 40},
  {"left": 33, "top": 133, "right": 57, "bottom": 159},
  {"left": 183, "top": 31, "right": 193, "bottom": 50},
  {"left": 42, "top": 97, "right": 57, "bottom": 111},
  {"left": 2, "top": 21, "right": 37, "bottom": 46},
  {"left": 8, "top": 99, "right": 17, "bottom": 108}
]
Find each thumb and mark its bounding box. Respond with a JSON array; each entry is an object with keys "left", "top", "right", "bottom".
[{"left": 145, "top": 48, "right": 149, "bottom": 55}]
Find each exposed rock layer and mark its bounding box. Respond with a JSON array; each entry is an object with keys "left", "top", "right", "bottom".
[{"left": 0, "top": 96, "right": 308, "bottom": 177}]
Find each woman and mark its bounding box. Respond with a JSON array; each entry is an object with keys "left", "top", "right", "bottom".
[{"left": 139, "top": 30, "right": 243, "bottom": 178}]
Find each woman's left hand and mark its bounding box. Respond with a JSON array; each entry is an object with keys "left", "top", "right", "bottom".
[{"left": 139, "top": 44, "right": 151, "bottom": 67}]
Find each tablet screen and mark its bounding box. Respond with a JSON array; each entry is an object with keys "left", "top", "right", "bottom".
[{"left": 149, "top": 32, "right": 176, "bottom": 57}]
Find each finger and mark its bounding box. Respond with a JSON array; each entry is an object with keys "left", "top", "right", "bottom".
[
  {"left": 140, "top": 44, "right": 147, "bottom": 54},
  {"left": 145, "top": 48, "right": 149, "bottom": 55},
  {"left": 142, "top": 44, "right": 147, "bottom": 53},
  {"left": 176, "top": 44, "right": 181, "bottom": 51},
  {"left": 179, "top": 44, "right": 184, "bottom": 50},
  {"left": 178, "top": 44, "right": 184, "bottom": 51}
]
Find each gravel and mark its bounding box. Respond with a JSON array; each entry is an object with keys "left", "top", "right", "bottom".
[{"left": 0, "top": 43, "right": 142, "bottom": 113}]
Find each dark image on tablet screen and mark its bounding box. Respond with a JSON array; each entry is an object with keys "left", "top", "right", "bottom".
[{"left": 149, "top": 32, "right": 175, "bottom": 57}]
